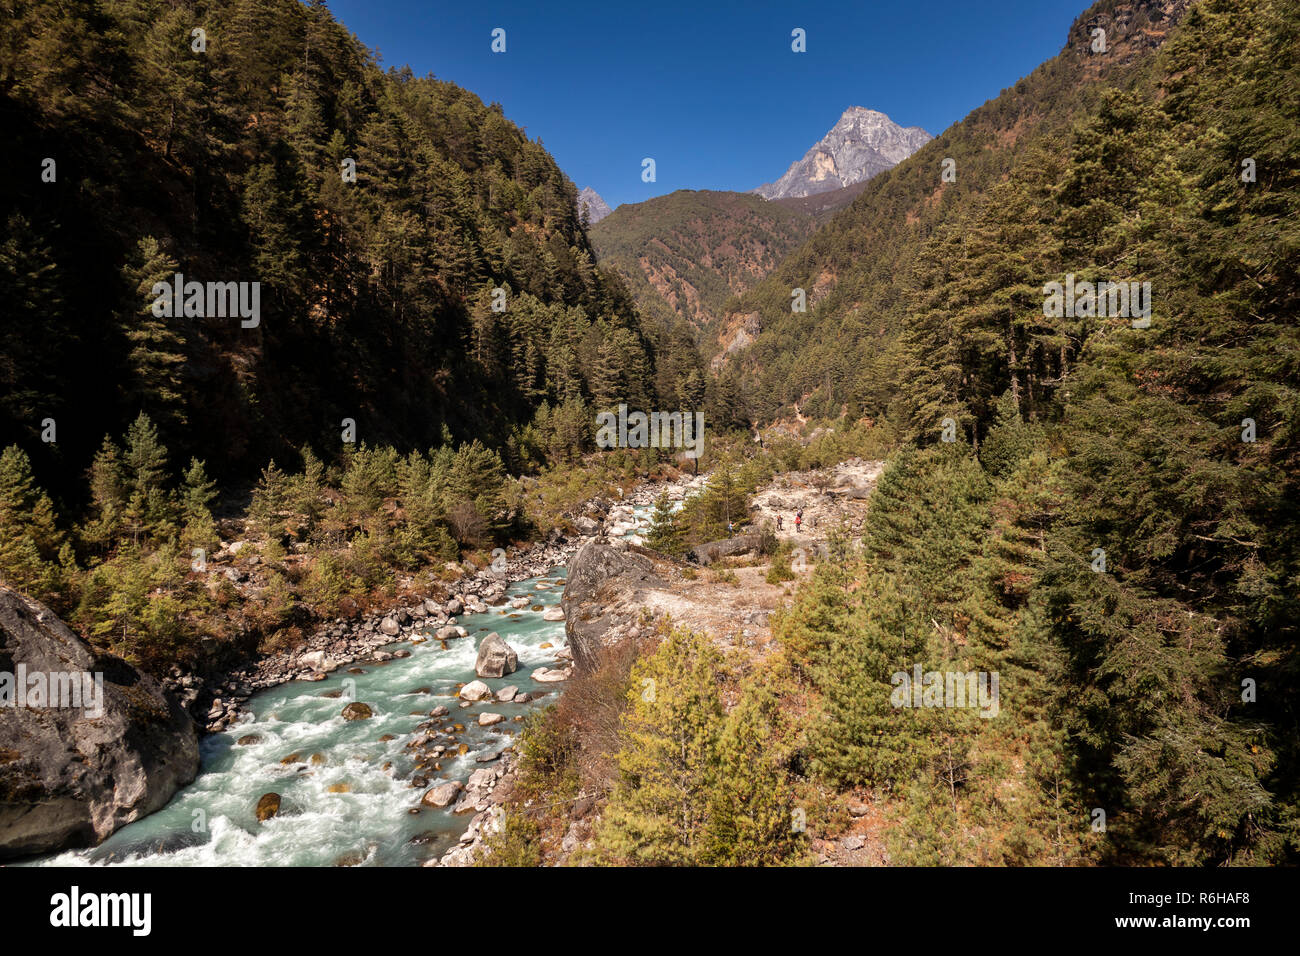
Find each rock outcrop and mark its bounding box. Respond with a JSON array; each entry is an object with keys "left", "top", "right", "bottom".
[
  {"left": 561, "top": 538, "right": 679, "bottom": 672},
  {"left": 0, "top": 588, "right": 200, "bottom": 860}
]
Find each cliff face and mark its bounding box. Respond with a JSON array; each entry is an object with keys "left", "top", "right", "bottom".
[{"left": 0, "top": 588, "right": 199, "bottom": 860}]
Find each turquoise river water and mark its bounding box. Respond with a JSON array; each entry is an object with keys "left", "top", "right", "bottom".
[{"left": 33, "top": 567, "right": 571, "bottom": 867}]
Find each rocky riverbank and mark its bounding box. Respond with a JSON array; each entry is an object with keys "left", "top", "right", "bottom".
[
  {"left": 430, "top": 475, "right": 707, "bottom": 867},
  {"left": 184, "top": 474, "right": 707, "bottom": 735},
  {"left": 186, "top": 535, "right": 580, "bottom": 734}
]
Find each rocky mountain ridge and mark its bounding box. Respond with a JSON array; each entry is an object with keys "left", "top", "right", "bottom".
[
  {"left": 754, "top": 107, "right": 932, "bottom": 200},
  {"left": 577, "top": 186, "right": 613, "bottom": 225}
]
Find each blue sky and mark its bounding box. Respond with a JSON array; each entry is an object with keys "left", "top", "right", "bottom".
[{"left": 324, "top": 0, "right": 1088, "bottom": 209}]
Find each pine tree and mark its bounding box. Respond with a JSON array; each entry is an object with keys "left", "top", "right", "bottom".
[
  {"left": 643, "top": 493, "right": 686, "bottom": 557},
  {"left": 704, "top": 676, "right": 808, "bottom": 866},
  {"left": 180, "top": 458, "right": 219, "bottom": 553},
  {"left": 122, "top": 237, "right": 186, "bottom": 422},
  {"left": 596, "top": 629, "right": 726, "bottom": 865},
  {"left": 0, "top": 445, "right": 63, "bottom": 596}
]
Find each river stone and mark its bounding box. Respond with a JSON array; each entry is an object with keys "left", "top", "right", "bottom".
[
  {"left": 255, "top": 793, "right": 281, "bottom": 821},
  {"left": 509, "top": 597, "right": 530, "bottom": 609},
  {"left": 341, "top": 702, "right": 373, "bottom": 720},
  {"left": 458, "top": 680, "right": 491, "bottom": 701},
  {"left": 542, "top": 606, "right": 565, "bottom": 621},
  {"left": 429, "top": 705, "right": 450, "bottom": 717},
  {"left": 478, "top": 712, "right": 505, "bottom": 727},
  {"left": 422, "top": 781, "right": 462, "bottom": 808},
  {"left": 236, "top": 734, "right": 262, "bottom": 746},
  {"left": 531, "top": 666, "right": 571, "bottom": 683},
  {"left": 299, "top": 650, "right": 334, "bottom": 671},
  {"left": 379, "top": 616, "right": 401, "bottom": 636},
  {"left": 495, "top": 685, "right": 519, "bottom": 702},
  {"left": 0, "top": 587, "right": 200, "bottom": 860},
  {"left": 474, "top": 633, "right": 518, "bottom": 679}
]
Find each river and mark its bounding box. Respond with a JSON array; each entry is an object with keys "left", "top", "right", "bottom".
[
  {"left": 29, "top": 496, "right": 683, "bottom": 867},
  {"left": 32, "top": 566, "right": 571, "bottom": 867}
]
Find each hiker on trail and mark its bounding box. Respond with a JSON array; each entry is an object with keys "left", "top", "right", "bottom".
[
  {"left": 794, "top": 513, "right": 801, "bottom": 533},
  {"left": 777, "top": 515, "right": 783, "bottom": 531},
  {"left": 728, "top": 520, "right": 734, "bottom": 534}
]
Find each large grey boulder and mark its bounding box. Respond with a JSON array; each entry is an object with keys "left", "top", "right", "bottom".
[
  {"left": 0, "top": 588, "right": 200, "bottom": 860},
  {"left": 474, "top": 633, "right": 518, "bottom": 679},
  {"left": 561, "top": 538, "right": 677, "bottom": 673},
  {"left": 689, "top": 534, "right": 764, "bottom": 566}
]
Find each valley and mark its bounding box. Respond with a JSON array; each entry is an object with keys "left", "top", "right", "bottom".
[{"left": 0, "top": 0, "right": 1296, "bottom": 877}]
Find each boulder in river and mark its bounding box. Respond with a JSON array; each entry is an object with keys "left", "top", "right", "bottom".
[
  {"left": 422, "top": 781, "right": 463, "bottom": 808},
  {"left": 474, "top": 633, "right": 518, "bottom": 679},
  {"left": 255, "top": 792, "right": 282, "bottom": 821},
  {"left": 542, "top": 606, "right": 565, "bottom": 621},
  {"left": 478, "top": 712, "right": 505, "bottom": 727},
  {"left": 531, "top": 666, "right": 572, "bottom": 683},
  {"left": 341, "top": 702, "right": 373, "bottom": 720},
  {"left": 458, "top": 680, "right": 492, "bottom": 701},
  {"left": 0, "top": 587, "right": 200, "bottom": 860}
]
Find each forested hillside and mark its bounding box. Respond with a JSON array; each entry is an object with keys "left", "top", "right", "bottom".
[
  {"left": 0, "top": 0, "right": 704, "bottom": 497},
  {"left": 492, "top": 0, "right": 1299, "bottom": 868},
  {"left": 0, "top": 0, "right": 719, "bottom": 682},
  {"left": 719, "top": 0, "right": 1202, "bottom": 422},
  {"left": 750, "top": 0, "right": 1298, "bottom": 864},
  {"left": 589, "top": 189, "right": 815, "bottom": 343}
]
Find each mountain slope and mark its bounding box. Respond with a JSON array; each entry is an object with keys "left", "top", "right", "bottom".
[
  {"left": 589, "top": 189, "right": 816, "bottom": 338},
  {"left": 0, "top": 0, "right": 700, "bottom": 493},
  {"left": 721, "top": 0, "right": 1300, "bottom": 865},
  {"left": 754, "top": 107, "right": 932, "bottom": 200},
  {"left": 719, "top": 0, "right": 1200, "bottom": 421}
]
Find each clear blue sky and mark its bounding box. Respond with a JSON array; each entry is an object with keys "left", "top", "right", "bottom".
[{"left": 324, "top": 0, "right": 1087, "bottom": 209}]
